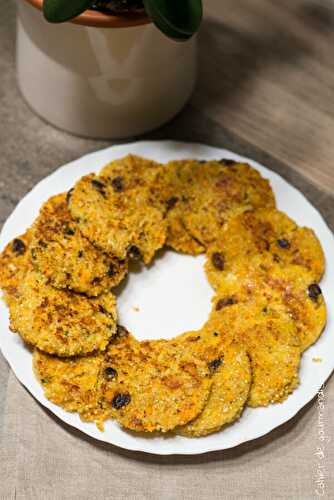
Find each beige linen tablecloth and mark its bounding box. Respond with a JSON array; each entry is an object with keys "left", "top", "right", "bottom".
[
  {"left": 1, "top": 374, "right": 333, "bottom": 500},
  {"left": 1, "top": 1, "right": 334, "bottom": 498}
]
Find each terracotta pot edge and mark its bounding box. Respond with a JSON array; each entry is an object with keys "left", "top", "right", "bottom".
[{"left": 23, "top": 0, "right": 151, "bottom": 28}]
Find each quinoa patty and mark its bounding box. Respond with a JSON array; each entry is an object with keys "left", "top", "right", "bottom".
[
  {"left": 31, "top": 193, "right": 127, "bottom": 296},
  {"left": 10, "top": 265, "right": 118, "bottom": 356},
  {"left": 99, "top": 328, "right": 213, "bottom": 433},
  {"left": 157, "top": 159, "right": 275, "bottom": 254},
  {"left": 69, "top": 155, "right": 167, "bottom": 264},
  {"left": 205, "top": 208, "right": 325, "bottom": 290},
  {"left": 0, "top": 230, "right": 32, "bottom": 306},
  {"left": 177, "top": 329, "right": 251, "bottom": 437}
]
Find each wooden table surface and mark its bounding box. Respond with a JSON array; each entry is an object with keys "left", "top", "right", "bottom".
[
  {"left": 0, "top": 2, "right": 333, "bottom": 498},
  {"left": 204, "top": 0, "right": 334, "bottom": 194}
]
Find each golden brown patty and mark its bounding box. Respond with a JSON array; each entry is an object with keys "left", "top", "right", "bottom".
[
  {"left": 260, "top": 262, "right": 326, "bottom": 351},
  {"left": 207, "top": 285, "right": 301, "bottom": 407},
  {"left": 99, "top": 328, "right": 213, "bottom": 433},
  {"left": 0, "top": 230, "right": 32, "bottom": 305},
  {"left": 33, "top": 349, "right": 109, "bottom": 426},
  {"left": 10, "top": 265, "right": 117, "bottom": 356},
  {"left": 31, "top": 193, "right": 127, "bottom": 296},
  {"left": 177, "top": 330, "right": 251, "bottom": 437},
  {"left": 239, "top": 315, "right": 300, "bottom": 407},
  {"left": 211, "top": 254, "right": 326, "bottom": 352},
  {"left": 157, "top": 159, "right": 275, "bottom": 254},
  {"left": 205, "top": 208, "right": 325, "bottom": 289},
  {"left": 69, "top": 155, "right": 167, "bottom": 264}
]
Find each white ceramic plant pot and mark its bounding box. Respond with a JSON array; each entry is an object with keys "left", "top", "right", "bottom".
[{"left": 16, "top": 0, "right": 197, "bottom": 139}]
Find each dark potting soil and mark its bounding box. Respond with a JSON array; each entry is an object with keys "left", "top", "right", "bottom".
[{"left": 91, "top": 0, "right": 145, "bottom": 15}]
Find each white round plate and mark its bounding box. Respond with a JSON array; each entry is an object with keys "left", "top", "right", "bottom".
[{"left": 0, "top": 141, "right": 333, "bottom": 455}]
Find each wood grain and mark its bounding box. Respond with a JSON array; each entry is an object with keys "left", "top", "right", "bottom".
[{"left": 199, "top": 0, "right": 334, "bottom": 193}]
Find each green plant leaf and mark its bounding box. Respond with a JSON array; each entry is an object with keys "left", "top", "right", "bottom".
[
  {"left": 43, "top": 0, "right": 93, "bottom": 23},
  {"left": 147, "top": 7, "right": 189, "bottom": 40},
  {"left": 144, "top": 0, "right": 202, "bottom": 40}
]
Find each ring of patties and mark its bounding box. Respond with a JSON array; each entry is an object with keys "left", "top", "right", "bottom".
[{"left": 0, "top": 154, "right": 327, "bottom": 437}]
